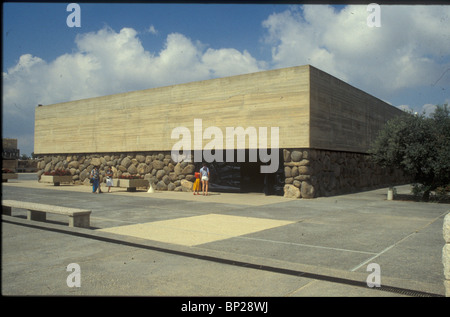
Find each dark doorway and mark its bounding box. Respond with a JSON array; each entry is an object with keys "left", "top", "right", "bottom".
[
  {"left": 197, "top": 149, "right": 284, "bottom": 196},
  {"left": 240, "top": 162, "right": 265, "bottom": 193}
]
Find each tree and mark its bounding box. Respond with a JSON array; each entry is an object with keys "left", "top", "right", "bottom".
[{"left": 369, "top": 104, "right": 450, "bottom": 200}]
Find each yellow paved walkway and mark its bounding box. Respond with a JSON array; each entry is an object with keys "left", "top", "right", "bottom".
[{"left": 98, "top": 214, "right": 295, "bottom": 246}]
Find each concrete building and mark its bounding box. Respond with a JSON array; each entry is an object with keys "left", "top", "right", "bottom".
[{"left": 34, "top": 65, "right": 408, "bottom": 198}]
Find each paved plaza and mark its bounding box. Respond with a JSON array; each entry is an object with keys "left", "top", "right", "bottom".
[{"left": 2, "top": 173, "right": 449, "bottom": 301}]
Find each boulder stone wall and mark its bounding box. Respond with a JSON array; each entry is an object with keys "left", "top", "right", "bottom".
[
  {"left": 36, "top": 152, "right": 196, "bottom": 192},
  {"left": 36, "top": 148, "right": 411, "bottom": 198},
  {"left": 283, "top": 148, "right": 411, "bottom": 199}
]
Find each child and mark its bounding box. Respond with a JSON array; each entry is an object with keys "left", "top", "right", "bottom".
[{"left": 193, "top": 171, "right": 201, "bottom": 195}]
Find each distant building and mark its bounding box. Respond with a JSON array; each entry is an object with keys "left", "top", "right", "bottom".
[{"left": 2, "top": 138, "right": 19, "bottom": 172}]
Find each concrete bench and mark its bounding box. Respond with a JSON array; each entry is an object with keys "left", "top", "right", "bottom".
[
  {"left": 2, "top": 200, "right": 91, "bottom": 228},
  {"left": 113, "top": 178, "right": 149, "bottom": 192}
]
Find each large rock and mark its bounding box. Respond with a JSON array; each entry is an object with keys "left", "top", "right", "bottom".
[
  {"left": 301, "top": 181, "right": 315, "bottom": 199},
  {"left": 283, "top": 149, "right": 291, "bottom": 162},
  {"left": 152, "top": 160, "right": 165, "bottom": 170},
  {"left": 136, "top": 155, "right": 146, "bottom": 163},
  {"left": 291, "top": 150, "right": 303, "bottom": 162},
  {"left": 181, "top": 179, "right": 193, "bottom": 191},
  {"left": 174, "top": 163, "right": 182, "bottom": 175},
  {"left": 44, "top": 162, "right": 52, "bottom": 173},
  {"left": 127, "top": 164, "right": 137, "bottom": 174},
  {"left": 55, "top": 161, "right": 64, "bottom": 170},
  {"left": 137, "top": 163, "right": 151, "bottom": 175},
  {"left": 120, "top": 157, "right": 132, "bottom": 168},
  {"left": 80, "top": 169, "right": 89, "bottom": 182},
  {"left": 156, "top": 180, "right": 168, "bottom": 191},
  {"left": 162, "top": 175, "right": 171, "bottom": 185},
  {"left": 68, "top": 160, "right": 80, "bottom": 169},
  {"left": 284, "top": 166, "right": 291, "bottom": 178},
  {"left": 291, "top": 166, "right": 299, "bottom": 177},
  {"left": 283, "top": 184, "right": 301, "bottom": 198},
  {"left": 181, "top": 164, "right": 195, "bottom": 175},
  {"left": 298, "top": 166, "right": 311, "bottom": 175},
  {"left": 91, "top": 157, "right": 101, "bottom": 167},
  {"left": 156, "top": 169, "right": 166, "bottom": 180},
  {"left": 37, "top": 160, "right": 45, "bottom": 170},
  {"left": 298, "top": 159, "right": 310, "bottom": 166},
  {"left": 118, "top": 165, "right": 128, "bottom": 172}
]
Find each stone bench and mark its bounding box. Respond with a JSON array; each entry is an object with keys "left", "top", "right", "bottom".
[
  {"left": 39, "top": 175, "right": 73, "bottom": 186},
  {"left": 113, "top": 178, "right": 149, "bottom": 192},
  {"left": 2, "top": 200, "right": 91, "bottom": 228}
]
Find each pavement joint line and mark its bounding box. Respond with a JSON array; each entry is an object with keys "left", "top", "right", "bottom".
[
  {"left": 350, "top": 209, "right": 450, "bottom": 272},
  {"left": 3, "top": 216, "right": 443, "bottom": 297},
  {"left": 90, "top": 216, "right": 138, "bottom": 224},
  {"left": 233, "top": 235, "right": 378, "bottom": 256}
]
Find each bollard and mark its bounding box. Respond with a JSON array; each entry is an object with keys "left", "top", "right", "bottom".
[{"left": 387, "top": 187, "right": 395, "bottom": 200}]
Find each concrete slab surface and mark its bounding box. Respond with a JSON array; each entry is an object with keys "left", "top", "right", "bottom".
[{"left": 2, "top": 174, "right": 449, "bottom": 308}]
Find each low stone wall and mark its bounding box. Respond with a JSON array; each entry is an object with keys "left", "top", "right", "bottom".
[
  {"left": 283, "top": 148, "right": 410, "bottom": 199},
  {"left": 444, "top": 213, "right": 450, "bottom": 297},
  {"left": 36, "top": 148, "right": 410, "bottom": 198},
  {"left": 36, "top": 152, "right": 196, "bottom": 192}
]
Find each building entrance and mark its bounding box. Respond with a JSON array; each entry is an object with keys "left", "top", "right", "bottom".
[{"left": 196, "top": 149, "right": 284, "bottom": 196}]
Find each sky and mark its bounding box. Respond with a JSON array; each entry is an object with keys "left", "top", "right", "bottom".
[{"left": 2, "top": 2, "right": 450, "bottom": 156}]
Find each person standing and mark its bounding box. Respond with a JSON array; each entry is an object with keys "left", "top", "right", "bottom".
[
  {"left": 192, "top": 171, "right": 201, "bottom": 195},
  {"left": 90, "top": 165, "right": 101, "bottom": 194},
  {"left": 106, "top": 166, "right": 113, "bottom": 192},
  {"left": 199, "top": 163, "right": 210, "bottom": 196}
]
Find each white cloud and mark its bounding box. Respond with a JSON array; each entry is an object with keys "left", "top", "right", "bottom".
[
  {"left": 397, "top": 103, "right": 440, "bottom": 117},
  {"left": 2, "top": 26, "right": 265, "bottom": 154},
  {"left": 3, "top": 26, "right": 264, "bottom": 109},
  {"left": 146, "top": 25, "right": 158, "bottom": 35},
  {"left": 262, "top": 5, "right": 450, "bottom": 96},
  {"left": 202, "top": 48, "right": 264, "bottom": 77}
]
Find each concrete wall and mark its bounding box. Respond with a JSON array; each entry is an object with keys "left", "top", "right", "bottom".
[
  {"left": 35, "top": 66, "right": 311, "bottom": 154},
  {"left": 309, "top": 66, "right": 404, "bottom": 153},
  {"left": 35, "top": 65, "right": 403, "bottom": 156}
]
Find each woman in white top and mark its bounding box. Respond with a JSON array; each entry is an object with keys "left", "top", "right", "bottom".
[{"left": 199, "top": 163, "right": 210, "bottom": 196}]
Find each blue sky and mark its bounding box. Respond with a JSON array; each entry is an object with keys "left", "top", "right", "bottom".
[{"left": 3, "top": 2, "right": 450, "bottom": 156}]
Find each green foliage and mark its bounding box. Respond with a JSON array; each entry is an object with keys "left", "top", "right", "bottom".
[{"left": 369, "top": 104, "right": 450, "bottom": 200}]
